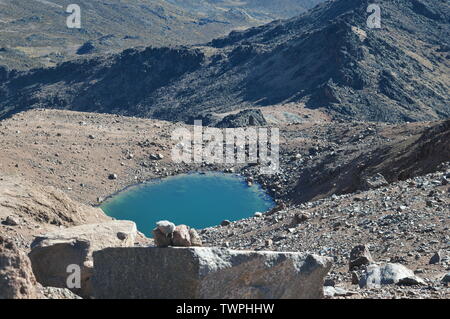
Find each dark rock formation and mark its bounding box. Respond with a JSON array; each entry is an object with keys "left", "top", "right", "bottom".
[{"left": 216, "top": 109, "right": 267, "bottom": 128}]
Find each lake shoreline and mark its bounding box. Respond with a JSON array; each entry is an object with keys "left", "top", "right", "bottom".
[{"left": 100, "top": 172, "right": 275, "bottom": 233}]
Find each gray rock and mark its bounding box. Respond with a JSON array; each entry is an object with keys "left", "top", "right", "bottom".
[
  {"left": 28, "top": 221, "right": 137, "bottom": 298},
  {"left": 351, "top": 271, "right": 360, "bottom": 285},
  {"left": 172, "top": 225, "right": 191, "bottom": 247},
  {"left": 323, "top": 286, "right": 354, "bottom": 298},
  {"left": 359, "top": 263, "right": 425, "bottom": 288},
  {"left": 293, "top": 213, "right": 309, "bottom": 224},
  {"left": 324, "top": 278, "right": 335, "bottom": 287},
  {"left": 349, "top": 245, "right": 374, "bottom": 270},
  {"left": 188, "top": 228, "right": 203, "bottom": 247},
  {"left": 156, "top": 220, "right": 176, "bottom": 237},
  {"left": 153, "top": 228, "right": 172, "bottom": 247},
  {"left": 441, "top": 273, "right": 450, "bottom": 284},
  {"left": 429, "top": 251, "right": 442, "bottom": 264},
  {"left": 221, "top": 220, "right": 231, "bottom": 226},
  {"left": 92, "top": 247, "right": 333, "bottom": 299},
  {"left": 150, "top": 153, "right": 164, "bottom": 160},
  {"left": 3, "top": 215, "right": 19, "bottom": 226}
]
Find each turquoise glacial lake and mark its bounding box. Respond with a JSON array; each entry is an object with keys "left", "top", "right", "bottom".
[{"left": 101, "top": 173, "right": 275, "bottom": 236}]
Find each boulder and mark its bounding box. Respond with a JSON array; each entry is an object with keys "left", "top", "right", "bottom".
[
  {"left": 28, "top": 221, "right": 137, "bottom": 298},
  {"left": 359, "top": 263, "right": 425, "bottom": 288},
  {"left": 221, "top": 220, "right": 231, "bottom": 226},
  {"left": 441, "top": 273, "right": 450, "bottom": 284},
  {"left": 156, "top": 220, "right": 175, "bottom": 236},
  {"left": 189, "top": 228, "right": 202, "bottom": 247},
  {"left": 92, "top": 247, "right": 333, "bottom": 299},
  {"left": 153, "top": 224, "right": 203, "bottom": 248},
  {"left": 0, "top": 236, "right": 39, "bottom": 299},
  {"left": 2, "top": 215, "right": 19, "bottom": 226},
  {"left": 429, "top": 251, "right": 442, "bottom": 264},
  {"left": 152, "top": 228, "right": 172, "bottom": 247},
  {"left": 349, "top": 245, "right": 374, "bottom": 270},
  {"left": 172, "top": 225, "right": 192, "bottom": 247}
]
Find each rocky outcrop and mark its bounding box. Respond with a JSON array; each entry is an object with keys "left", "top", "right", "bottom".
[
  {"left": 92, "top": 247, "right": 332, "bottom": 299},
  {"left": 0, "top": 236, "right": 39, "bottom": 299},
  {"left": 215, "top": 109, "right": 267, "bottom": 128},
  {"left": 28, "top": 221, "right": 137, "bottom": 298}
]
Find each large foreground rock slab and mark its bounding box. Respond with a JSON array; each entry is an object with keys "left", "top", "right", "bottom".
[
  {"left": 28, "top": 221, "right": 137, "bottom": 298},
  {"left": 92, "top": 247, "right": 332, "bottom": 299}
]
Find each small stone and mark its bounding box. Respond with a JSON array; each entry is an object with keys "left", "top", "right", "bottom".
[
  {"left": 349, "top": 245, "right": 374, "bottom": 271},
  {"left": 441, "top": 273, "right": 450, "bottom": 284},
  {"left": 117, "top": 232, "right": 128, "bottom": 241},
  {"left": 293, "top": 213, "right": 309, "bottom": 224},
  {"left": 3, "top": 216, "right": 19, "bottom": 226},
  {"left": 221, "top": 220, "right": 231, "bottom": 227},
  {"left": 108, "top": 173, "right": 118, "bottom": 180},
  {"left": 351, "top": 271, "right": 360, "bottom": 285},
  {"left": 254, "top": 212, "right": 263, "bottom": 217},
  {"left": 323, "top": 286, "right": 352, "bottom": 298},
  {"left": 429, "top": 251, "right": 442, "bottom": 264},
  {"left": 324, "top": 279, "right": 335, "bottom": 287},
  {"left": 150, "top": 153, "right": 164, "bottom": 160}
]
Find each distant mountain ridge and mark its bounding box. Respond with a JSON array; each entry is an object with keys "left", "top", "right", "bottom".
[
  {"left": 166, "top": 0, "right": 323, "bottom": 21},
  {"left": 0, "top": 0, "right": 323, "bottom": 70},
  {"left": 0, "top": 0, "right": 449, "bottom": 123}
]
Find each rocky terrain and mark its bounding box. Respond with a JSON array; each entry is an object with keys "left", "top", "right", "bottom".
[
  {"left": 1, "top": 0, "right": 448, "bottom": 122},
  {"left": 0, "top": 108, "right": 448, "bottom": 299},
  {"left": 203, "top": 166, "right": 450, "bottom": 299},
  {"left": 0, "top": 0, "right": 448, "bottom": 301},
  {"left": 0, "top": 0, "right": 322, "bottom": 70}
]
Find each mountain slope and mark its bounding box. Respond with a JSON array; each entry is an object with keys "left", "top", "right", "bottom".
[
  {"left": 0, "top": 0, "right": 323, "bottom": 70},
  {"left": 0, "top": 0, "right": 449, "bottom": 122},
  {"left": 166, "top": 0, "right": 323, "bottom": 22}
]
